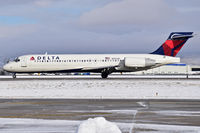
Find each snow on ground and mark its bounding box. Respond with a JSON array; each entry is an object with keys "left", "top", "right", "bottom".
[
  {"left": 77, "top": 117, "right": 121, "bottom": 133},
  {"left": 0, "top": 118, "right": 80, "bottom": 133},
  {"left": 1, "top": 118, "right": 200, "bottom": 133},
  {"left": 152, "top": 110, "right": 200, "bottom": 117},
  {"left": 0, "top": 75, "right": 200, "bottom": 99}
]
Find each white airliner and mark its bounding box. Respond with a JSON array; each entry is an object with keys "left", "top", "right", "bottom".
[{"left": 3, "top": 32, "right": 194, "bottom": 78}]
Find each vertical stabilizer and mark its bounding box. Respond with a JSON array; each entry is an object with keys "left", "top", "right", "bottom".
[{"left": 151, "top": 32, "right": 193, "bottom": 56}]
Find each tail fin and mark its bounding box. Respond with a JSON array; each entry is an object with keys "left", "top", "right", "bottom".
[{"left": 151, "top": 32, "right": 193, "bottom": 56}]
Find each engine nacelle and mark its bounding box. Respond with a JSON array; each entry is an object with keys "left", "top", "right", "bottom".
[{"left": 124, "top": 57, "right": 155, "bottom": 67}]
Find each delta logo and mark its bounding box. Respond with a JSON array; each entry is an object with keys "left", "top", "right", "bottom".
[
  {"left": 30, "top": 56, "right": 60, "bottom": 61},
  {"left": 30, "top": 56, "right": 35, "bottom": 61}
]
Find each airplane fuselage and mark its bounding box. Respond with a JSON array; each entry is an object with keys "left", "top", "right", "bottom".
[
  {"left": 3, "top": 54, "right": 180, "bottom": 73},
  {"left": 3, "top": 32, "right": 193, "bottom": 78}
]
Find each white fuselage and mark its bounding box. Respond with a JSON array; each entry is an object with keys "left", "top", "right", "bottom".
[{"left": 3, "top": 54, "right": 180, "bottom": 73}]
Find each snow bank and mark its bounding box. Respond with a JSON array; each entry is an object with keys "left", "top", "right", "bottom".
[
  {"left": 0, "top": 77, "right": 200, "bottom": 99},
  {"left": 77, "top": 117, "right": 121, "bottom": 133}
]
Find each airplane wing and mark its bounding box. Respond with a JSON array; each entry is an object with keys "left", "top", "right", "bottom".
[{"left": 81, "top": 65, "right": 118, "bottom": 71}]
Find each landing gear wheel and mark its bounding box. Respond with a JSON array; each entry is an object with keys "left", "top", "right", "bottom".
[
  {"left": 101, "top": 73, "right": 108, "bottom": 79},
  {"left": 12, "top": 73, "right": 16, "bottom": 79}
]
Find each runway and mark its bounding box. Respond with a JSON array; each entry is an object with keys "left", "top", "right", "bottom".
[
  {"left": 0, "top": 75, "right": 200, "bottom": 132},
  {"left": 0, "top": 74, "right": 200, "bottom": 80},
  {"left": 0, "top": 99, "right": 200, "bottom": 133}
]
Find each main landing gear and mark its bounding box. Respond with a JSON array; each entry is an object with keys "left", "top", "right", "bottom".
[
  {"left": 12, "top": 73, "right": 16, "bottom": 79},
  {"left": 101, "top": 68, "right": 115, "bottom": 79},
  {"left": 101, "top": 72, "right": 108, "bottom": 79}
]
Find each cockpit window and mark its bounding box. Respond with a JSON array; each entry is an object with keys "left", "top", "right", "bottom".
[{"left": 14, "top": 58, "right": 20, "bottom": 62}]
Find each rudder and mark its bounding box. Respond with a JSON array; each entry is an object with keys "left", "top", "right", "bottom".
[{"left": 151, "top": 32, "right": 193, "bottom": 56}]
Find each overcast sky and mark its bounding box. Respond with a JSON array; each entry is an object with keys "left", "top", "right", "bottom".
[{"left": 0, "top": 0, "right": 199, "bottom": 59}]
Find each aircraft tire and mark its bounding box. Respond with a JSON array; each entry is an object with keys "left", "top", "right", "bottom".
[
  {"left": 12, "top": 73, "right": 16, "bottom": 79},
  {"left": 101, "top": 73, "right": 108, "bottom": 79}
]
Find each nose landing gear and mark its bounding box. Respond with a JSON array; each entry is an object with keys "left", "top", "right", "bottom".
[{"left": 12, "top": 73, "right": 16, "bottom": 79}]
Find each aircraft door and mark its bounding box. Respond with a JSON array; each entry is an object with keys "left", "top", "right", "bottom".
[{"left": 21, "top": 57, "right": 27, "bottom": 67}]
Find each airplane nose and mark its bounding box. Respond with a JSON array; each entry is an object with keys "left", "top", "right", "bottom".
[
  {"left": 3, "top": 64, "right": 8, "bottom": 71},
  {"left": 3, "top": 64, "right": 11, "bottom": 72}
]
